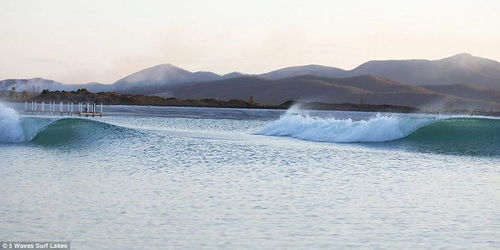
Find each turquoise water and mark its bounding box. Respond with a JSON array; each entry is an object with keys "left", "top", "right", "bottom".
[{"left": 0, "top": 103, "right": 499, "bottom": 249}]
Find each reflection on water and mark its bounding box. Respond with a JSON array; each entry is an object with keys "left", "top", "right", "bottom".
[{"left": 0, "top": 106, "right": 499, "bottom": 249}]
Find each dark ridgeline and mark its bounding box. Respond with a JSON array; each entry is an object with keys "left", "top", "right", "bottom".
[
  {"left": 258, "top": 53, "right": 500, "bottom": 90},
  {"left": 1, "top": 53, "right": 499, "bottom": 112},
  {"left": 166, "top": 75, "right": 500, "bottom": 111},
  {"left": 11, "top": 88, "right": 418, "bottom": 114},
  {"left": 2, "top": 88, "right": 497, "bottom": 116}
]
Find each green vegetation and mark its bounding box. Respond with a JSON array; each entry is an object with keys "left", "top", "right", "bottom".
[
  {"left": 3, "top": 88, "right": 498, "bottom": 115},
  {"left": 9, "top": 87, "right": 16, "bottom": 99},
  {"left": 249, "top": 96, "right": 255, "bottom": 105},
  {"left": 12, "top": 88, "right": 417, "bottom": 112},
  {"left": 29, "top": 89, "right": 261, "bottom": 108}
]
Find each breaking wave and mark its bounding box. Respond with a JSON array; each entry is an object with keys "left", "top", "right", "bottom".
[
  {"left": 0, "top": 103, "right": 135, "bottom": 146},
  {"left": 28, "top": 118, "right": 134, "bottom": 146},
  {"left": 0, "top": 103, "right": 26, "bottom": 142},
  {"left": 256, "top": 108, "right": 500, "bottom": 156},
  {"left": 255, "top": 108, "right": 439, "bottom": 143}
]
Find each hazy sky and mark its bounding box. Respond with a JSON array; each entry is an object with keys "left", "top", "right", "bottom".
[{"left": 1, "top": 0, "right": 499, "bottom": 84}]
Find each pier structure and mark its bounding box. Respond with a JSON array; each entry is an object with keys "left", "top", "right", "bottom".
[{"left": 25, "top": 101, "right": 103, "bottom": 117}]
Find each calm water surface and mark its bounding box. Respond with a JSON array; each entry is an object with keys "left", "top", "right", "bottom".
[{"left": 0, "top": 104, "right": 499, "bottom": 249}]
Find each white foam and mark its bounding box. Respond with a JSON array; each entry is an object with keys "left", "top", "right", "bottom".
[
  {"left": 0, "top": 103, "right": 26, "bottom": 142},
  {"left": 255, "top": 109, "right": 437, "bottom": 143}
]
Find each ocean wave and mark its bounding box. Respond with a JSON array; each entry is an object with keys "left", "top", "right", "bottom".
[
  {"left": 29, "top": 118, "right": 134, "bottom": 146},
  {"left": 255, "top": 110, "right": 437, "bottom": 143},
  {"left": 0, "top": 103, "right": 26, "bottom": 142},
  {"left": 255, "top": 108, "right": 500, "bottom": 156},
  {"left": 402, "top": 117, "right": 500, "bottom": 156},
  {"left": 0, "top": 103, "right": 134, "bottom": 145}
]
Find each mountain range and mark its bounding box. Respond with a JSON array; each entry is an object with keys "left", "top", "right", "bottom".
[
  {"left": 1, "top": 53, "right": 499, "bottom": 110},
  {"left": 167, "top": 75, "right": 500, "bottom": 110}
]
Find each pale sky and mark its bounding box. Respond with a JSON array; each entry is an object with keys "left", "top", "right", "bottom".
[{"left": 1, "top": 0, "right": 499, "bottom": 84}]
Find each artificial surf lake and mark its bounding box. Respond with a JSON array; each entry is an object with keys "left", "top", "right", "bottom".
[{"left": 1, "top": 103, "right": 499, "bottom": 249}]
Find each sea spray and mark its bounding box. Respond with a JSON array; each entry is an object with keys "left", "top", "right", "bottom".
[
  {"left": 0, "top": 103, "right": 136, "bottom": 145},
  {"left": 255, "top": 109, "right": 438, "bottom": 143},
  {"left": 0, "top": 102, "right": 25, "bottom": 142}
]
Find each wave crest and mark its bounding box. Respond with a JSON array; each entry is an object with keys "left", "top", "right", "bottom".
[
  {"left": 0, "top": 103, "right": 26, "bottom": 142},
  {"left": 0, "top": 103, "right": 134, "bottom": 145},
  {"left": 256, "top": 108, "right": 500, "bottom": 156},
  {"left": 255, "top": 112, "right": 436, "bottom": 143}
]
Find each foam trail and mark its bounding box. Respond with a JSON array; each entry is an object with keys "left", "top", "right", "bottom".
[
  {"left": 0, "top": 102, "right": 25, "bottom": 142},
  {"left": 256, "top": 110, "right": 437, "bottom": 143}
]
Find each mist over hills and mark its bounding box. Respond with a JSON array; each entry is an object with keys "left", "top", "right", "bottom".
[
  {"left": 166, "top": 74, "right": 500, "bottom": 110},
  {"left": 112, "top": 64, "right": 221, "bottom": 93},
  {"left": 1, "top": 53, "right": 499, "bottom": 110},
  {"left": 257, "top": 53, "right": 500, "bottom": 90},
  {"left": 348, "top": 53, "right": 500, "bottom": 90},
  {"left": 0, "top": 78, "right": 110, "bottom": 93},
  {"left": 0, "top": 64, "right": 243, "bottom": 94},
  {"left": 259, "top": 65, "right": 347, "bottom": 80}
]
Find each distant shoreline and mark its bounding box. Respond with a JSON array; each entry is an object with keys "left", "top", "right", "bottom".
[{"left": 1, "top": 89, "right": 499, "bottom": 117}]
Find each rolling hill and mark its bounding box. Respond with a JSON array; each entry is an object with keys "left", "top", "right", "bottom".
[
  {"left": 348, "top": 53, "right": 500, "bottom": 89},
  {"left": 0, "top": 78, "right": 109, "bottom": 92},
  {"left": 257, "top": 53, "right": 500, "bottom": 90},
  {"left": 111, "top": 64, "right": 222, "bottom": 93},
  {"left": 1, "top": 53, "right": 499, "bottom": 110},
  {"left": 259, "top": 64, "right": 347, "bottom": 80},
  {"left": 164, "top": 75, "right": 500, "bottom": 110}
]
